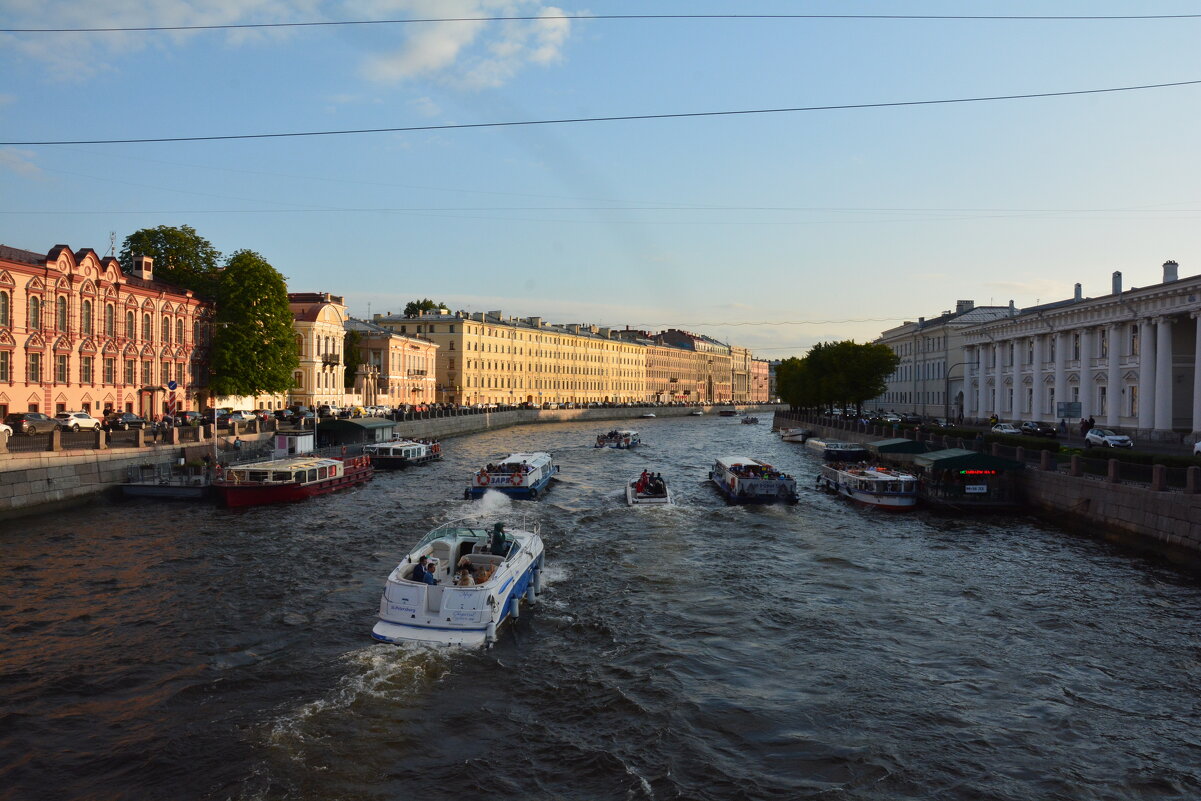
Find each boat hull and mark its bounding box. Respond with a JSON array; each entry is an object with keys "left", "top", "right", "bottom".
[
  {"left": 368, "top": 453, "right": 442, "bottom": 470},
  {"left": 817, "top": 466, "right": 917, "bottom": 511},
  {"left": 469, "top": 467, "right": 558, "bottom": 499}
]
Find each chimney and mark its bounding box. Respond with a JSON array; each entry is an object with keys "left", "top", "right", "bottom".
[
  {"left": 1112, "top": 271, "right": 1122, "bottom": 294},
  {"left": 1163, "top": 260, "right": 1179, "bottom": 283},
  {"left": 130, "top": 254, "right": 154, "bottom": 281},
  {"left": 373, "top": 313, "right": 383, "bottom": 322},
  {"left": 1073, "top": 283, "right": 1082, "bottom": 301},
  {"left": 918, "top": 316, "right": 925, "bottom": 325},
  {"left": 471, "top": 312, "right": 484, "bottom": 321},
  {"left": 486, "top": 310, "right": 502, "bottom": 320},
  {"left": 567, "top": 324, "right": 581, "bottom": 335},
  {"left": 526, "top": 316, "right": 542, "bottom": 328},
  {"left": 1008, "top": 300, "right": 1016, "bottom": 316},
  {"left": 955, "top": 300, "right": 974, "bottom": 314}
]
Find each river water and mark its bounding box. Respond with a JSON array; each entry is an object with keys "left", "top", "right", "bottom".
[{"left": 3, "top": 415, "right": 1201, "bottom": 801}]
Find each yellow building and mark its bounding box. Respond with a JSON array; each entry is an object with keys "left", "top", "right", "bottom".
[
  {"left": 651, "top": 329, "right": 734, "bottom": 402},
  {"left": 372, "top": 309, "right": 647, "bottom": 406},
  {"left": 288, "top": 292, "right": 348, "bottom": 410},
  {"left": 345, "top": 318, "right": 437, "bottom": 407}
]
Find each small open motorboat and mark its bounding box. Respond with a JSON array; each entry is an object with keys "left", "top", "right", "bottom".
[
  {"left": 371, "top": 518, "right": 545, "bottom": 647},
  {"left": 625, "top": 472, "right": 673, "bottom": 505}
]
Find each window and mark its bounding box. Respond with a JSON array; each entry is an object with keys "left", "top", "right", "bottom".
[
  {"left": 162, "top": 316, "right": 171, "bottom": 343},
  {"left": 81, "top": 355, "right": 93, "bottom": 384},
  {"left": 27, "top": 352, "right": 41, "bottom": 382},
  {"left": 104, "top": 357, "right": 115, "bottom": 384},
  {"left": 293, "top": 371, "right": 303, "bottom": 389},
  {"left": 0, "top": 351, "right": 9, "bottom": 381},
  {"left": 56, "top": 297, "right": 67, "bottom": 331},
  {"left": 81, "top": 300, "right": 92, "bottom": 334},
  {"left": 1098, "top": 385, "right": 1107, "bottom": 415},
  {"left": 1130, "top": 385, "right": 1139, "bottom": 416},
  {"left": 125, "top": 310, "right": 135, "bottom": 338},
  {"left": 29, "top": 297, "right": 41, "bottom": 329},
  {"left": 0, "top": 291, "right": 8, "bottom": 326},
  {"left": 55, "top": 354, "right": 67, "bottom": 383},
  {"left": 176, "top": 318, "right": 184, "bottom": 344},
  {"left": 1072, "top": 333, "right": 1080, "bottom": 361},
  {"left": 142, "top": 313, "right": 152, "bottom": 341},
  {"left": 105, "top": 304, "right": 115, "bottom": 336},
  {"left": 1130, "top": 325, "right": 1139, "bottom": 356},
  {"left": 141, "top": 360, "right": 152, "bottom": 384},
  {"left": 124, "top": 359, "right": 135, "bottom": 385},
  {"left": 1100, "top": 329, "right": 1108, "bottom": 358}
]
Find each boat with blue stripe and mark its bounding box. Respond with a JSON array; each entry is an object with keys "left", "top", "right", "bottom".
[
  {"left": 467, "top": 451, "right": 559, "bottom": 499},
  {"left": 371, "top": 518, "right": 545, "bottom": 647},
  {"left": 709, "top": 455, "right": 798, "bottom": 504}
]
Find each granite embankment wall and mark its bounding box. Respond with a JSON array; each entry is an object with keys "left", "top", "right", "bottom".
[
  {"left": 785, "top": 415, "right": 1201, "bottom": 563},
  {"left": 0, "top": 405, "right": 774, "bottom": 521}
]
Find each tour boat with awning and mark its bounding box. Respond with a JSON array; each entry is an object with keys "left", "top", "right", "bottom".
[
  {"left": 708, "top": 456, "right": 798, "bottom": 504},
  {"left": 805, "top": 437, "right": 870, "bottom": 462},
  {"left": 363, "top": 438, "right": 442, "bottom": 469},
  {"left": 594, "top": 429, "right": 640, "bottom": 449},
  {"left": 468, "top": 452, "right": 559, "bottom": 499},
  {"left": 818, "top": 463, "right": 918, "bottom": 511},
  {"left": 371, "top": 518, "right": 545, "bottom": 647},
  {"left": 213, "top": 454, "right": 373, "bottom": 507}
]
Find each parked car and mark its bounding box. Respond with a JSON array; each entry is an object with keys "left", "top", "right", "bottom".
[
  {"left": 899, "top": 414, "right": 922, "bottom": 424},
  {"left": 991, "top": 422, "right": 1022, "bottom": 435},
  {"left": 1019, "top": 421, "right": 1058, "bottom": 437},
  {"left": 55, "top": 411, "right": 102, "bottom": 432},
  {"left": 104, "top": 412, "right": 147, "bottom": 430},
  {"left": 4, "top": 411, "right": 63, "bottom": 434},
  {"left": 274, "top": 409, "right": 296, "bottom": 422},
  {"left": 166, "top": 411, "right": 202, "bottom": 427},
  {"left": 0, "top": 421, "right": 12, "bottom": 439},
  {"left": 1085, "top": 428, "right": 1134, "bottom": 448},
  {"left": 881, "top": 414, "right": 902, "bottom": 423},
  {"left": 218, "top": 410, "right": 257, "bottom": 424},
  {"left": 1194, "top": 440, "right": 1201, "bottom": 457}
]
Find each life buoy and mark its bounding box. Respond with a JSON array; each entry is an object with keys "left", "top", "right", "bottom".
[
  {"left": 510, "top": 472, "right": 522, "bottom": 486},
  {"left": 478, "top": 470, "right": 489, "bottom": 486}
]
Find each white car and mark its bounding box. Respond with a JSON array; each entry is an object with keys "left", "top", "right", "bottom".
[
  {"left": 1085, "top": 428, "right": 1133, "bottom": 448},
  {"left": 0, "top": 422, "right": 11, "bottom": 440},
  {"left": 55, "top": 411, "right": 102, "bottom": 432},
  {"left": 991, "top": 423, "right": 1021, "bottom": 435},
  {"left": 1194, "top": 441, "right": 1201, "bottom": 457}
]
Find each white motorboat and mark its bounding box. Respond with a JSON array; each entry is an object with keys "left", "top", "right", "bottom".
[
  {"left": 779, "top": 427, "right": 811, "bottom": 443},
  {"left": 626, "top": 472, "right": 673, "bottom": 505},
  {"left": 468, "top": 452, "right": 559, "bottom": 499},
  {"left": 805, "top": 437, "right": 870, "bottom": 462},
  {"left": 689, "top": 409, "right": 704, "bottom": 416},
  {"left": 594, "top": 429, "right": 640, "bottom": 449},
  {"left": 708, "top": 455, "right": 798, "bottom": 504},
  {"left": 818, "top": 463, "right": 918, "bottom": 511},
  {"left": 371, "top": 518, "right": 545, "bottom": 647}
]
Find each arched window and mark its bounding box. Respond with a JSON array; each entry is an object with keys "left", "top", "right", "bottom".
[
  {"left": 142, "top": 313, "right": 152, "bottom": 341},
  {"left": 56, "top": 296, "right": 67, "bottom": 331},
  {"left": 29, "top": 296, "right": 41, "bottom": 330},
  {"left": 125, "top": 310, "right": 135, "bottom": 338},
  {"left": 105, "top": 304, "right": 115, "bottom": 336},
  {"left": 162, "top": 316, "right": 171, "bottom": 343},
  {"left": 0, "top": 291, "right": 8, "bottom": 326},
  {"left": 81, "top": 300, "right": 93, "bottom": 334},
  {"left": 295, "top": 335, "right": 304, "bottom": 357},
  {"left": 193, "top": 320, "right": 201, "bottom": 345},
  {"left": 293, "top": 371, "right": 304, "bottom": 389},
  {"left": 175, "top": 318, "right": 184, "bottom": 344}
]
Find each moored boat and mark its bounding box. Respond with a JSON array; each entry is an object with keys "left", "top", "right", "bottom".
[
  {"left": 363, "top": 438, "right": 442, "bottom": 469},
  {"left": 718, "top": 408, "right": 738, "bottom": 417},
  {"left": 708, "top": 456, "right": 798, "bottom": 504},
  {"left": 805, "top": 437, "right": 870, "bottom": 462},
  {"left": 818, "top": 463, "right": 918, "bottom": 511},
  {"left": 371, "top": 519, "right": 545, "bottom": 647},
  {"left": 626, "top": 471, "right": 673, "bottom": 505},
  {"left": 689, "top": 409, "right": 704, "bottom": 416},
  {"left": 468, "top": 452, "right": 559, "bottom": 499},
  {"left": 779, "top": 427, "right": 812, "bottom": 443},
  {"left": 213, "top": 454, "right": 373, "bottom": 507},
  {"left": 594, "top": 429, "right": 640, "bottom": 449}
]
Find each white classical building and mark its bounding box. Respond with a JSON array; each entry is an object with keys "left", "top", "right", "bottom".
[{"left": 962, "top": 261, "right": 1201, "bottom": 441}]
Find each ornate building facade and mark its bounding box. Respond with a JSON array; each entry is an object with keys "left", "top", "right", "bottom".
[
  {"left": 961, "top": 262, "right": 1201, "bottom": 440},
  {"left": 288, "top": 292, "right": 349, "bottom": 411},
  {"left": 0, "top": 244, "right": 209, "bottom": 419},
  {"left": 345, "top": 318, "right": 437, "bottom": 406}
]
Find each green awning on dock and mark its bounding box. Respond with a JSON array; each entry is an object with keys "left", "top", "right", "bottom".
[
  {"left": 913, "top": 448, "right": 1025, "bottom": 472},
  {"left": 316, "top": 416, "right": 397, "bottom": 444},
  {"left": 867, "top": 438, "right": 929, "bottom": 455}
]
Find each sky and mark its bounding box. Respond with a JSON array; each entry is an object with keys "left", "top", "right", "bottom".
[{"left": 4, "top": 1, "right": 1201, "bottom": 360}]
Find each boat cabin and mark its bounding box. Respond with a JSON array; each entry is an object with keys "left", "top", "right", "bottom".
[{"left": 220, "top": 456, "right": 344, "bottom": 485}]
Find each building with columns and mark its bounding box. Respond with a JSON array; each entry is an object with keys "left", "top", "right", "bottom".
[
  {"left": 288, "top": 292, "right": 349, "bottom": 410},
  {"left": 961, "top": 261, "right": 1201, "bottom": 441}
]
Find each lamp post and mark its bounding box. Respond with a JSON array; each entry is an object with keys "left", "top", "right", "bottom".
[{"left": 944, "top": 361, "right": 968, "bottom": 424}]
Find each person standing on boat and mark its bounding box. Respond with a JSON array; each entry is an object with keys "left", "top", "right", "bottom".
[
  {"left": 489, "top": 523, "right": 509, "bottom": 556},
  {"left": 413, "top": 556, "right": 438, "bottom": 585}
]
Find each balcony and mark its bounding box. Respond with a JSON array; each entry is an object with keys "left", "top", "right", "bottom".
[
  {"left": 407, "top": 369, "right": 428, "bottom": 377},
  {"left": 321, "top": 355, "right": 340, "bottom": 367}
]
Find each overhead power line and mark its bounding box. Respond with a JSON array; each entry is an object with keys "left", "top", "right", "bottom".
[
  {"left": 4, "top": 79, "right": 1199, "bottom": 146},
  {"left": 5, "top": 13, "right": 1201, "bottom": 33}
]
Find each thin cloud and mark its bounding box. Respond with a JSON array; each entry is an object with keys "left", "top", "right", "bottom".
[{"left": 0, "top": 148, "right": 45, "bottom": 179}]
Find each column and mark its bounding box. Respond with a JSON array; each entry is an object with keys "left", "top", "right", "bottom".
[
  {"left": 1193, "top": 313, "right": 1201, "bottom": 435},
  {"left": 1154, "top": 316, "right": 1173, "bottom": 432},
  {"left": 1031, "top": 334, "right": 1044, "bottom": 420},
  {"left": 1053, "top": 332, "right": 1067, "bottom": 424},
  {"left": 1078, "top": 327, "right": 1093, "bottom": 419},
  {"left": 1106, "top": 323, "right": 1121, "bottom": 427},
  {"left": 1138, "top": 319, "right": 1156, "bottom": 431},
  {"left": 964, "top": 345, "right": 977, "bottom": 420},
  {"left": 993, "top": 343, "right": 1003, "bottom": 419},
  {"left": 976, "top": 345, "right": 986, "bottom": 419}
]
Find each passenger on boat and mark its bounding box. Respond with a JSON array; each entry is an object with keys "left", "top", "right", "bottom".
[
  {"left": 412, "top": 556, "right": 439, "bottom": 585},
  {"left": 456, "top": 555, "right": 478, "bottom": 583},
  {"left": 489, "top": 523, "right": 510, "bottom": 556}
]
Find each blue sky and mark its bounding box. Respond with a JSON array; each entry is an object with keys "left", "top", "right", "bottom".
[{"left": 3, "top": 1, "right": 1201, "bottom": 359}]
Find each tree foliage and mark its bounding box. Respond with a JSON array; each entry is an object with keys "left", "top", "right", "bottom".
[
  {"left": 777, "top": 341, "right": 899, "bottom": 413},
  {"left": 209, "top": 250, "right": 298, "bottom": 397},
  {"left": 404, "top": 298, "right": 445, "bottom": 316},
  {"left": 119, "top": 225, "right": 222, "bottom": 297},
  {"left": 344, "top": 329, "right": 363, "bottom": 389}
]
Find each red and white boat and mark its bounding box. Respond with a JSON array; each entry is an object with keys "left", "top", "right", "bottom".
[
  {"left": 213, "top": 454, "right": 373, "bottom": 507},
  {"left": 817, "top": 463, "right": 917, "bottom": 511}
]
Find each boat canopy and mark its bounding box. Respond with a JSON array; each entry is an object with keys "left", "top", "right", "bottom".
[
  {"left": 497, "top": 451, "right": 553, "bottom": 468},
  {"left": 867, "top": 438, "right": 930, "bottom": 455},
  {"left": 912, "top": 448, "right": 1025, "bottom": 472},
  {"left": 715, "top": 455, "right": 771, "bottom": 470}
]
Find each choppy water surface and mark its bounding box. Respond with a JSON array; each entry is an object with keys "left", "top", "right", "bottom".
[{"left": 3, "top": 416, "right": 1201, "bottom": 801}]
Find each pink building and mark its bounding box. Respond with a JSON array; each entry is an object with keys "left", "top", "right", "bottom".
[{"left": 0, "top": 244, "right": 210, "bottom": 419}]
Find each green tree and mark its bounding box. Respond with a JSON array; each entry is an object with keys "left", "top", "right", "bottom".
[
  {"left": 778, "top": 341, "right": 898, "bottom": 413},
  {"left": 119, "top": 224, "right": 222, "bottom": 297},
  {"left": 344, "top": 329, "right": 363, "bottom": 389},
  {"left": 209, "top": 250, "right": 298, "bottom": 397},
  {"left": 404, "top": 298, "right": 445, "bottom": 316}
]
